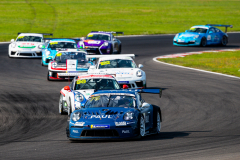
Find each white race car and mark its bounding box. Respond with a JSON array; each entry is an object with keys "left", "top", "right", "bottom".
[
  {"left": 87, "top": 54, "right": 146, "bottom": 89},
  {"left": 8, "top": 33, "right": 52, "bottom": 58},
  {"left": 59, "top": 74, "right": 121, "bottom": 115}
]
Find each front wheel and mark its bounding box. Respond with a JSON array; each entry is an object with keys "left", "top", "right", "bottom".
[
  {"left": 68, "top": 99, "right": 72, "bottom": 116},
  {"left": 59, "top": 94, "right": 64, "bottom": 115},
  {"left": 200, "top": 37, "right": 207, "bottom": 47},
  {"left": 156, "top": 111, "right": 161, "bottom": 134},
  {"left": 47, "top": 71, "right": 51, "bottom": 81},
  {"left": 221, "top": 36, "right": 228, "bottom": 46},
  {"left": 117, "top": 45, "right": 121, "bottom": 54},
  {"left": 139, "top": 115, "right": 145, "bottom": 138}
]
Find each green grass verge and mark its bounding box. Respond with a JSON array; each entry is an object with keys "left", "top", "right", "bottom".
[
  {"left": 0, "top": 0, "right": 240, "bottom": 41},
  {"left": 158, "top": 50, "right": 240, "bottom": 77}
]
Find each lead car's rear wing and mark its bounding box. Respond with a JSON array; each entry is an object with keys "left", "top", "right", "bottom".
[
  {"left": 86, "top": 54, "right": 135, "bottom": 59},
  {"left": 18, "top": 33, "right": 53, "bottom": 36},
  {"left": 206, "top": 24, "right": 233, "bottom": 33},
  {"left": 128, "top": 89, "right": 162, "bottom": 98}
]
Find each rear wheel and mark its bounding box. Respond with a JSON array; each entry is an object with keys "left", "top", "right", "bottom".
[
  {"left": 200, "top": 37, "right": 207, "bottom": 47},
  {"left": 221, "top": 36, "right": 228, "bottom": 46}
]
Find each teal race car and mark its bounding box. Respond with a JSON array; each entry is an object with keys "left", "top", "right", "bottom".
[
  {"left": 41, "top": 39, "right": 77, "bottom": 66},
  {"left": 173, "top": 24, "right": 233, "bottom": 47}
]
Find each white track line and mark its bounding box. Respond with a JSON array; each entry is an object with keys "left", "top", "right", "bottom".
[{"left": 153, "top": 49, "right": 240, "bottom": 80}]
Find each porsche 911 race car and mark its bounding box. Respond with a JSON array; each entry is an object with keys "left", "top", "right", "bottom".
[
  {"left": 77, "top": 31, "right": 123, "bottom": 54},
  {"left": 59, "top": 74, "right": 121, "bottom": 115},
  {"left": 47, "top": 50, "right": 93, "bottom": 81},
  {"left": 87, "top": 54, "right": 146, "bottom": 89},
  {"left": 173, "top": 24, "right": 233, "bottom": 47},
  {"left": 66, "top": 89, "right": 162, "bottom": 140},
  {"left": 8, "top": 33, "right": 52, "bottom": 58},
  {"left": 41, "top": 39, "right": 78, "bottom": 66}
]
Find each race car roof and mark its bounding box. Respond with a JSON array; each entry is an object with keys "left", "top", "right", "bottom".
[
  {"left": 99, "top": 56, "right": 133, "bottom": 61},
  {"left": 49, "top": 39, "right": 76, "bottom": 42},
  {"left": 77, "top": 75, "right": 115, "bottom": 80},
  {"left": 191, "top": 25, "right": 210, "bottom": 29}
]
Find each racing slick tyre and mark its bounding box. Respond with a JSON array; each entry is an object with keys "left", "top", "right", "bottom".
[
  {"left": 59, "top": 94, "right": 65, "bottom": 115},
  {"left": 47, "top": 71, "right": 52, "bottom": 81},
  {"left": 152, "top": 105, "right": 162, "bottom": 134},
  {"left": 41, "top": 60, "right": 44, "bottom": 66},
  {"left": 137, "top": 115, "right": 145, "bottom": 138},
  {"left": 156, "top": 111, "right": 161, "bottom": 134},
  {"left": 68, "top": 99, "right": 72, "bottom": 116},
  {"left": 110, "top": 46, "right": 113, "bottom": 54},
  {"left": 200, "top": 37, "right": 207, "bottom": 47},
  {"left": 221, "top": 36, "right": 228, "bottom": 46},
  {"left": 116, "top": 45, "right": 122, "bottom": 54}
]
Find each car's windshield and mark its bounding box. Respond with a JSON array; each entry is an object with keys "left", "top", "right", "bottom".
[
  {"left": 48, "top": 42, "right": 77, "bottom": 49},
  {"left": 85, "top": 95, "right": 135, "bottom": 108},
  {"left": 55, "top": 52, "right": 87, "bottom": 64},
  {"left": 99, "top": 59, "right": 136, "bottom": 69},
  {"left": 86, "top": 34, "right": 110, "bottom": 41},
  {"left": 187, "top": 27, "right": 207, "bottom": 33},
  {"left": 16, "top": 36, "right": 42, "bottom": 42},
  {"left": 74, "top": 78, "right": 120, "bottom": 90}
]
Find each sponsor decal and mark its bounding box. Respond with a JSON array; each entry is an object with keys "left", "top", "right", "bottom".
[
  {"left": 72, "top": 130, "right": 79, "bottom": 133},
  {"left": 207, "top": 35, "right": 211, "bottom": 40},
  {"left": 118, "top": 81, "right": 129, "bottom": 84},
  {"left": 87, "top": 34, "right": 93, "bottom": 37},
  {"left": 90, "top": 96, "right": 100, "bottom": 101},
  {"left": 56, "top": 53, "right": 62, "bottom": 57},
  {"left": 18, "top": 36, "right": 25, "bottom": 39},
  {"left": 190, "top": 27, "right": 195, "bottom": 31},
  {"left": 178, "top": 39, "right": 184, "bottom": 42},
  {"left": 100, "top": 61, "right": 110, "bottom": 65},
  {"left": 85, "top": 40, "right": 101, "bottom": 44},
  {"left": 76, "top": 79, "right": 86, "bottom": 84},
  {"left": 90, "top": 115, "right": 113, "bottom": 119},
  {"left": 115, "top": 121, "right": 126, "bottom": 126},
  {"left": 50, "top": 42, "right": 58, "bottom": 45},
  {"left": 91, "top": 124, "right": 110, "bottom": 129},
  {"left": 75, "top": 122, "right": 85, "bottom": 126},
  {"left": 18, "top": 45, "right": 35, "bottom": 48},
  {"left": 122, "top": 130, "right": 130, "bottom": 133}
]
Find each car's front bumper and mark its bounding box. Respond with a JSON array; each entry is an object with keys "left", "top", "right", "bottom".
[
  {"left": 9, "top": 50, "right": 42, "bottom": 58},
  {"left": 173, "top": 38, "right": 201, "bottom": 46},
  {"left": 48, "top": 70, "right": 88, "bottom": 80},
  {"left": 117, "top": 77, "right": 146, "bottom": 89}
]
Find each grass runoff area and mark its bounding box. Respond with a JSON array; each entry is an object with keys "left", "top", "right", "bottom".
[
  {"left": 158, "top": 50, "right": 240, "bottom": 77},
  {"left": 0, "top": 0, "right": 240, "bottom": 41}
]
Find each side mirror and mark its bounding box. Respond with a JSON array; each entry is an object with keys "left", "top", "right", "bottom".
[
  {"left": 138, "top": 64, "right": 143, "bottom": 68},
  {"left": 11, "top": 39, "right": 15, "bottom": 43},
  {"left": 209, "top": 31, "right": 213, "bottom": 34},
  {"left": 45, "top": 40, "right": 49, "bottom": 43},
  {"left": 113, "top": 38, "right": 116, "bottom": 41},
  {"left": 142, "top": 102, "right": 150, "bottom": 108},
  {"left": 64, "top": 86, "right": 70, "bottom": 90},
  {"left": 185, "top": 30, "right": 188, "bottom": 32},
  {"left": 123, "top": 84, "right": 129, "bottom": 89}
]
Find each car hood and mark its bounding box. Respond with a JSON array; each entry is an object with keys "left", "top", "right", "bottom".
[
  {"left": 97, "top": 68, "right": 139, "bottom": 78},
  {"left": 78, "top": 107, "right": 136, "bottom": 122},
  {"left": 16, "top": 42, "right": 42, "bottom": 49},
  {"left": 84, "top": 40, "right": 106, "bottom": 47},
  {"left": 75, "top": 89, "right": 95, "bottom": 99}
]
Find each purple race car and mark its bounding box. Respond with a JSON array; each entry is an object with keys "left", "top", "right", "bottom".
[{"left": 77, "top": 31, "right": 123, "bottom": 54}]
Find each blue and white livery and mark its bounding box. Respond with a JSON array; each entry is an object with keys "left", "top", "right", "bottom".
[
  {"left": 173, "top": 24, "right": 233, "bottom": 47},
  {"left": 66, "top": 89, "right": 162, "bottom": 140}
]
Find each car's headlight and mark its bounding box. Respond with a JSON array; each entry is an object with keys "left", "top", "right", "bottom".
[
  {"left": 123, "top": 112, "right": 134, "bottom": 121},
  {"left": 75, "top": 94, "right": 84, "bottom": 102},
  {"left": 103, "top": 42, "right": 108, "bottom": 46},
  {"left": 46, "top": 51, "right": 50, "bottom": 56},
  {"left": 12, "top": 43, "right": 16, "bottom": 48},
  {"left": 51, "top": 62, "right": 57, "bottom": 68},
  {"left": 136, "top": 70, "right": 142, "bottom": 77},
  {"left": 72, "top": 112, "right": 81, "bottom": 121},
  {"left": 38, "top": 44, "right": 42, "bottom": 49},
  {"left": 194, "top": 35, "right": 199, "bottom": 39},
  {"left": 175, "top": 34, "right": 179, "bottom": 38}
]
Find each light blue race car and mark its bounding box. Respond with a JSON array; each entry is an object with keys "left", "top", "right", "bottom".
[
  {"left": 173, "top": 24, "right": 233, "bottom": 47},
  {"left": 41, "top": 39, "right": 77, "bottom": 66}
]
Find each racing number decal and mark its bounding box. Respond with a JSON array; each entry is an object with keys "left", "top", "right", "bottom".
[
  {"left": 207, "top": 35, "right": 211, "bottom": 40},
  {"left": 90, "top": 96, "right": 100, "bottom": 101},
  {"left": 87, "top": 34, "right": 93, "bottom": 37},
  {"left": 76, "top": 79, "right": 86, "bottom": 84},
  {"left": 18, "top": 36, "right": 24, "bottom": 39},
  {"left": 100, "top": 61, "right": 110, "bottom": 65}
]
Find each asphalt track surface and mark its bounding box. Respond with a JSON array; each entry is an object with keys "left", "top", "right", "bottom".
[{"left": 0, "top": 34, "right": 240, "bottom": 160}]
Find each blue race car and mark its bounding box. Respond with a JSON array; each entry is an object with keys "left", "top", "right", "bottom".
[
  {"left": 66, "top": 89, "right": 162, "bottom": 140},
  {"left": 173, "top": 24, "right": 233, "bottom": 47},
  {"left": 41, "top": 39, "right": 77, "bottom": 66}
]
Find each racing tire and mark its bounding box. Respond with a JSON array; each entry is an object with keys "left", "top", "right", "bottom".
[
  {"left": 221, "top": 36, "right": 228, "bottom": 46},
  {"left": 200, "top": 37, "right": 207, "bottom": 47},
  {"left": 110, "top": 46, "right": 113, "bottom": 54},
  {"left": 41, "top": 60, "right": 44, "bottom": 66},
  {"left": 156, "top": 111, "right": 161, "bottom": 134},
  {"left": 47, "top": 71, "right": 52, "bottom": 81},
  {"left": 117, "top": 45, "right": 122, "bottom": 54},
  {"left": 59, "top": 94, "right": 65, "bottom": 115},
  {"left": 138, "top": 115, "right": 145, "bottom": 138},
  {"left": 68, "top": 99, "right": 72, "bottom": 116}
]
